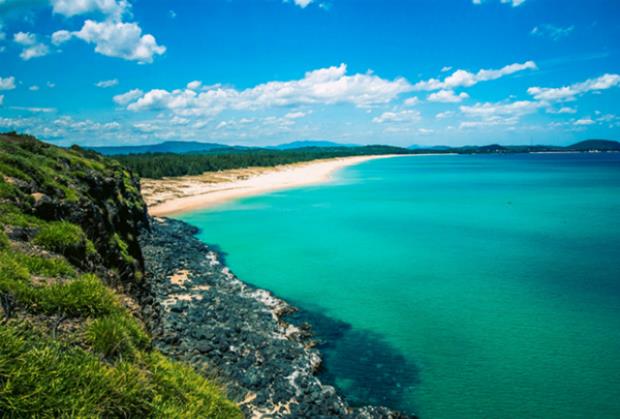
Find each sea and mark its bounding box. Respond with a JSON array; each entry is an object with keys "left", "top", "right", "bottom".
[{"left": 177, "top": 153, "right": 620, "bottom": 418}]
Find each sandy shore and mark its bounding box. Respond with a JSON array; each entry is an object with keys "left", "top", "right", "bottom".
[{"left": 142, "top": 155, "right": 400, "bottom": 216}]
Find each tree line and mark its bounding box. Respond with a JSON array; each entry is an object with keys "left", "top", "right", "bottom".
[{"left": 113, "top": 146, "right": 416, "bottom": 179}]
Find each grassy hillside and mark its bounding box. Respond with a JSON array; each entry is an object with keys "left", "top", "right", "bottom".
[{"left": 0, "top": 133, "right": 241, "bottom": 418}]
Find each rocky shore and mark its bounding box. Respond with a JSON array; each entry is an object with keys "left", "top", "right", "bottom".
[{"left": 140, "top": 217, "right": 412, "bottom": 418}]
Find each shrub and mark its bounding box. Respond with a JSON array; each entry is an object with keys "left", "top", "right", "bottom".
[{"left": 86, "top": 312, "right": 149, "bottom": 360}]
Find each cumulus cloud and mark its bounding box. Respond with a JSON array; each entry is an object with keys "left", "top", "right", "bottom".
[
  {"left": 29, "top": 85, "right": 40, "bottom": 91},
  {"left": 0, "top": 95, "right": 3, "bottom": 106},
  {"left": 372, "top": 110, "right": 421, "bottom": 124},
  {"left": 113, "top": 88, "right": 143, "bottom": 105},
  {"left": 427, "top": 89, "right": 469, "bottom": 103},
  {"left": 530, "top": 24, "right": 574, "bottom": 41},
  {"left": 528, "top": 73, "right": 620, "bottom": 102},
  {"left": 414, "top": 61, "right": 537, "bottom": 91},
  {"left": 52, "top": 20, "right": 165, "bottom": 63},
  {"left": 120, "top": 64, "right": 413, "bottom": 116},
  {"left": 0, "top": 76, "right": 16, "bottom": 90},
  {"left": 14, "top": 32, "right": 50, "bottom": 60},
  {"left": 96, "top": 78, "right": 119, "bottom": 88},
  {"left": 51, "top": 0, "right": 129, "bottom": 19}
]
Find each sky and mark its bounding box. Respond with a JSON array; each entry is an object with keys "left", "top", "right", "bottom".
[{"left": 0, "top": 0, "right": 619, "bottom": 147}]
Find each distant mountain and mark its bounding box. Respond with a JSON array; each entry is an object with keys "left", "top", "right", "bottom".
[
  {"left": 567, "top": 139, "right": 620, "bottom": 151},
  {"left": 409, "top": 144, "right": 452, "bottom": 151},
  {"left": 90, "top": 141, "right": 237, "bottom": 155},
  {"left": 270, "top": 140, "right": 359, "bottom": 150}
]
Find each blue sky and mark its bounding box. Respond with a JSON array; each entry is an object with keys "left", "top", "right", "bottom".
[{"left": 0, "top": 0, "right": 619, "bottom": 147}]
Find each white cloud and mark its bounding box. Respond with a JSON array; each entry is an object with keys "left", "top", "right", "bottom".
[
  {"left": 29, "top": 85, "right": 40, "bottom": 91},
  {"left": 528, "top": 73, "right": 620, "bottom": 102},
  {"left": 372, "top": 110, "right": 421, "bottom": 124},
  {"left": 52, "top": 20, "right": 165, "bottom": 63},
  {"left": 435, "top": 111, "right": 454, "bottom": 119},
  {"left": 10, "top": 106, "right": 56, "bottom": 113},
  {"left": 414, "top": 61, "right": 537, "bottom": 91},
  {"left": 0, "top": 76, "right": 16, "bottom": 90},
  {"left": 122, "top": 64, "right": 413, "bottom": 116},
  {"left": 51, "top": 0, "right": 129, "bottom": 19},
  {"left": 285, "top": 111, "right": 307, "bottom": 119},
  {"left": 186, "top": 80, "right": 202, "bottom": 90},
  {"left": 47, "top": 81, "right": 56, "bottom": 88},
  {"left": 461, "top": 100, "right": 540, "bottom": 118},
  {"left": 96, "top": 78, "right": 119, "bottom": 88},
  {"left": 546, "top": 106, "right": 576, "bottom": 114},
  {"left": 403, "top": 96, "right": 420, "bottom": 106},
  {"left": 530, "top": 24, "right": 574, "bottom": 41},
  {"left": 440, "top": 66, "right": 452, "bottom": 73},
  {"left": 0, "top": 95, "right": 3, "bottom": 106},
  {"left": 574, "top": 118, "right": 594, "bottom": 126},
  {"left": 14, "top": 32, "right": 50, "bottom": 60},
  {"left": 113, "top": 88, "right": 143, "bottom": 105},
  {"left": 427, "top": 89, "right": 469, "bottom": 103},
  {"left": 291, "top": 0, "right": 312, "bottom": 8},
  {"left": 473, "top": 0, "right": 526, "bottom": 6},
  {"left": 459, "top": 100, "right": 542, "bottom": 129}
]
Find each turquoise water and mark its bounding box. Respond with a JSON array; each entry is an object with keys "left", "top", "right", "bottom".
[{"left": 177, "top": 154, "right": 620, "bottom": 418}]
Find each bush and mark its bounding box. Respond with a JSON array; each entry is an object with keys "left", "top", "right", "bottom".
[{"left": 86, "top": 312, "right": 149, "bottom": 360}]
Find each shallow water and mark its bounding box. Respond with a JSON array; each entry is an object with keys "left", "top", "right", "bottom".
[{"left": 178, "top": 153, "right": 620, "bottom": 418}]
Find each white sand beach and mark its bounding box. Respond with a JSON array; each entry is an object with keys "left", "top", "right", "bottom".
[{"left": 142, "top": 155, "right": 399, "bottom": 216}]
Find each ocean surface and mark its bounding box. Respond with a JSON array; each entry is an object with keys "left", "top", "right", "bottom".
[{"left": 177, "top": 153, "right": 620, "bottom": 418}]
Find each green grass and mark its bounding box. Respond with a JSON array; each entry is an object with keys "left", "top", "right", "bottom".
[
  {"left": 11, "top": 253, "right": 76, "bottom": 278},
  {"left": 33, "top": 221, "right": 89, "bottom": 254},
  {"left": 0, "top": 229, "right": 8, "bottom": 250},
  {"left": 0, "top": 323, "right": 242, "bottom": 418},
  {"left": 0, "top": 204, "right": 43, "bottom": 228},
  {"left": 24, "top": 274, "right": 119, "bottom": 317},
  {"left": 85, "top": 312, "right": 149, "bottom": 360}
]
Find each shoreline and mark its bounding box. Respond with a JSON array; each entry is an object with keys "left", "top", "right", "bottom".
[
  {"left": 142, "top": 154, "right": 402, "bottom": 216},
  {"left": 140, "top": 217, "right": 411, "bottom": 418}
]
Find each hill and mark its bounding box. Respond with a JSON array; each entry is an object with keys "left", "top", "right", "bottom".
[
  {"left": 567, "top": 139, "right": 620, "bottom": 151},
  {"left": 90, "top": 140, "right": 238, "bottom": 155},
  {"left": 270, "top": 140, "right": 359, "bottom": 150},
  {"left": 0, "top": 132, "right": 241, "bottom": 418}
]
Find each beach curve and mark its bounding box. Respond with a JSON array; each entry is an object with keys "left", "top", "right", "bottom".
[{"left": 143, "top": 155, "right": 401, "bottom": 216}]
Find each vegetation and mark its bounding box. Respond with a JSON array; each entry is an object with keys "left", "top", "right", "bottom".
[
  {"left": 0, "top": 133, "right": 241, "bottom": 418},
  {"left": 0, "top": 324, "right": 241, "bottom": 418},
  {"left": 115, "top": 145, "right": 415, "bottom": 178}
]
